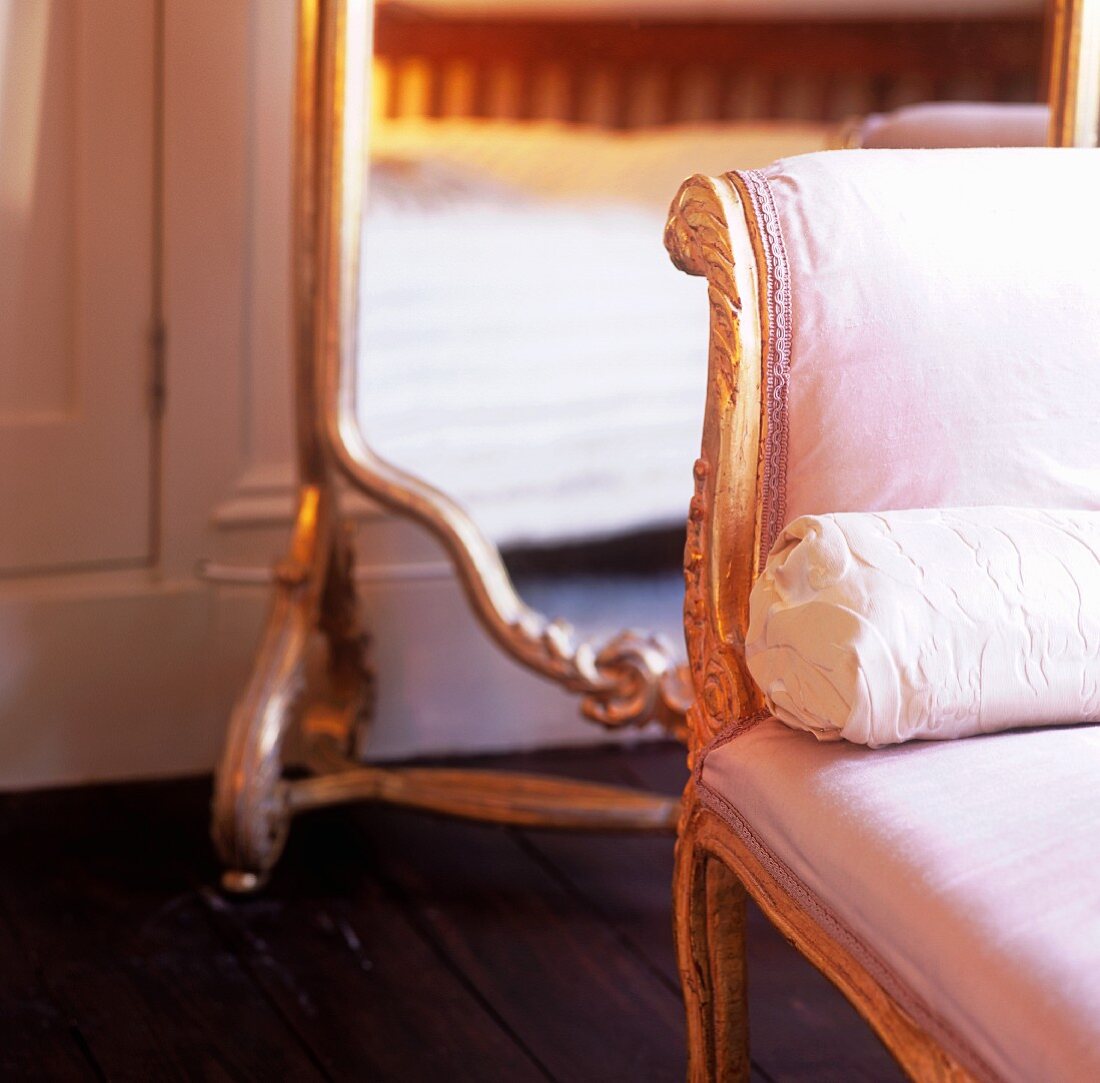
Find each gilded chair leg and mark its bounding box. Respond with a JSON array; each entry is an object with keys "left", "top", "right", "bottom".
[{"left": 676, "top": 806, "right": 750, "bottom": 1082}]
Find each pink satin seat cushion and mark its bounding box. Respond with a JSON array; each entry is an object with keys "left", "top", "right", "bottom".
[{"left": 701, "top": 721, "right": 1100, "bottom": 1082}]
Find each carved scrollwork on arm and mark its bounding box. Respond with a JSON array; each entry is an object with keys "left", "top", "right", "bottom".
[{"left": 665, "top": 175, "right": 767, "bottom": 757}]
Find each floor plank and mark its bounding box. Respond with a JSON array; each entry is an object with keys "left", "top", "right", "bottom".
[
  {"left": 0, "top": 784, "right": 325, "bottom": 1083},
  {"left": 0, "top": 744, "right": 906, "bottom": 1082},
  {"left": 476, "top": 744, "right": 683, "bottom": 989},
  {"left": 470, "top": 743, "right": 903, "bottom": 1083},
  {"left": 353, "top": 806, "right": 687, "bottom": 1082},
  {"left": 205, "top": 808, "right": 546, "bottom": 1083},
  {"left": 0, "top": 898, "right": 97, "bottom": 1081}
]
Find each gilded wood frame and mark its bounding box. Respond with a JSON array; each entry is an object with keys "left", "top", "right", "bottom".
[
  {"left": 1048, "top": 0, "right": 1100, "bottom": 145},
  {"left": 664, "top": 172, "right": 981, "bottom": 1082},
  {"left": 211, "top": 0, "right": 686, "bottom": 892}
]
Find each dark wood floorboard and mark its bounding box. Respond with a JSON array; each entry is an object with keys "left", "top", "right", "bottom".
[
  {"left": 0, "top": 785, "right": 324, "bottom": 1082},
  {"left": 351, "top": 807, "right": 686, "bottom": 1082},
  {"left": 0, "top": 898, "right": 97, "bottom": 1081},
  {"left": 204, "top": 810, "right": 545, "bottom": 1082},
  {"left": 463, "top": 742, "right": 903, "bottom": 1083},
  {"left": 456, "top": 743, "right": 683, "bottom": 986},
  {"left": 0, "top": 742, "right": 904, "bottom": 1082}
]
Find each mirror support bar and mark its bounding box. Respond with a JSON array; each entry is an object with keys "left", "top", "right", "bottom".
[
  {"left": 1048, "top": 0, "right": 1100, "bottom": 146},
  {"left": 211, "top": 0, "right": 690, "bottom": 892}
]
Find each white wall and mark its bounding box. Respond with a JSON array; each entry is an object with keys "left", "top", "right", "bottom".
[{"left": 0, "top": 0, "right": 607, "bottom": 791}]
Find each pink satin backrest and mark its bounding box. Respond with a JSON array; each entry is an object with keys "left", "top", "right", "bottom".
[{"left": 739, "top": 149, "right": 1100, "bottom": 552}]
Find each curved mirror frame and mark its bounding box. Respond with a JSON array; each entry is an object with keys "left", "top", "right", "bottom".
[
  {"left": 1049, "top": 0, "right": 1100, "bottom": 145},
  {"left": 323, "top": 0, "right": 691, "bottom": 734},
  {"left": 211, "top": 0, "right": 687, "bottom": 892}
]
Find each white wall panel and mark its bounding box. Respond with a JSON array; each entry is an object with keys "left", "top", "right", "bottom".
[{"left": 0, "top": 0, "right": 154, "bottom": 573}]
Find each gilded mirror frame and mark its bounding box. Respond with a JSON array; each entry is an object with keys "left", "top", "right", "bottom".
[
  {"left": 1049, "top": 0, "right": 1100, "bottom": 145},
  {"left": 211, "top": 0, "right": 688, "bottom": 891}
]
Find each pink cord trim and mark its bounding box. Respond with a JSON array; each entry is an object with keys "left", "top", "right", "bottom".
[
  {"left": 694, "top": 177, "right": 997, "bottom": 1082},
  {"left": 734, "top": 169, "right": 792, "bottom": 573},
  {"left": 691, "top": 710, "right": 771, "bottom": 789}
]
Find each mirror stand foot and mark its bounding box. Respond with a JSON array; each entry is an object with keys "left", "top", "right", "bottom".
[
  {"left": 211, "top": 486, "right": 371, "bottom": 892},
  {"left": 221, "top": 869, "right": 268, "bottom": 895}
]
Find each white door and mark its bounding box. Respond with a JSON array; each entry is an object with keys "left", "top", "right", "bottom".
[{"left": 0, "top": 0, "right": 155, "bottom": 575}]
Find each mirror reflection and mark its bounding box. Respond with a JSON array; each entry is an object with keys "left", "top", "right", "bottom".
[{"left": 355, "top": 0, "right": 1047, "bottom": 642}]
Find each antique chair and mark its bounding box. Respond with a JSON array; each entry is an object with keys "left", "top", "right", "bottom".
[{"left": 664, "top": 150, "right": 1100, "bottom": 1081}]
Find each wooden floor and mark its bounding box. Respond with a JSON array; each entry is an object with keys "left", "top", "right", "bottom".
[{"left": 0, "top": 742, "right": 902, "bottom": 1082}]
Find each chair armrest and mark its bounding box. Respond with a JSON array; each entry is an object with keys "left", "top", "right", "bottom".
[{"left": 665, "top": 174, "right": 768, "bottom": 758}]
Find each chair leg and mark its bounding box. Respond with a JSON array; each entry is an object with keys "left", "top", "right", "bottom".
[{"left": 675, "top": 807, "right": 750, "bottom": 1082}]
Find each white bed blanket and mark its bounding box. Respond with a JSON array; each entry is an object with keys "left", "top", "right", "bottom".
[{"left": 357, "top": 120, "right": 829, "bottom": 547}]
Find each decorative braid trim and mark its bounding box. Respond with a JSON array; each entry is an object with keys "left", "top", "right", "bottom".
[
  {"left": 701, "top": 709, "right": 771, "bottom": 762},
  {"left": 696, "top": 175, "right": 998, "bottom": 1082},
  {"left": 734, "top": 169, "right": 792, "bottom": 573},
  {"left": 694, "top": 771, "right": 1003, "bottom": 1083}
]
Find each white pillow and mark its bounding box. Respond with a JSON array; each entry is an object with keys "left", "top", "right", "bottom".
[{"left": 746, "top": 508, "right": 1100, "bottom": 747}]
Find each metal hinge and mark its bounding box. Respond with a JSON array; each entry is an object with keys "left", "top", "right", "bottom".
[{"left": 149, "top": 319, "right": 167, "bottom": 418}]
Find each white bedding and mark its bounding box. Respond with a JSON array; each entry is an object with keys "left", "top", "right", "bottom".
[{"left": 358, "top": 120, "right": 830, "bottom": 547}]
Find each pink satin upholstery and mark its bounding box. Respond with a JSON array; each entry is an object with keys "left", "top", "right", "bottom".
[
  {"left": 856, "top": 101, "right": 1049, "bottom": 148},
  {"left": 754, "top": 149, "right": 1100, "bottom": 529},
  {"left": 702, "top": 721, "right": 1100, "bottom": 1082},
  {"left": 702, "top": 148, "right": 1100, "bottom": 1081}
]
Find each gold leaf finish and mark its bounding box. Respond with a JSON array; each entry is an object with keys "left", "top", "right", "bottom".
[
  {"left": 1048, "top": 0, "right": 1100, "bottom": 147},
  {"left": 664, "top": 174, "right": 766, "bottom": 759},
  {"left": 675, "top": 798, "right": 978, "bottom": 1082}
]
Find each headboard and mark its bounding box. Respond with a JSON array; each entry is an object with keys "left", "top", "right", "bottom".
[{"left": 373, "top": 2, "right": 1046, "bottom": 129}]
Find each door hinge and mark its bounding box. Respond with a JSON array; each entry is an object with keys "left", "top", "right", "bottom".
[{"left": 149, "top": 319, "right": 167, "bottom": 418}]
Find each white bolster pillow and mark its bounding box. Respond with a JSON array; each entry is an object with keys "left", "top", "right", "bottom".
[{"left": 745, "top": 508, "right": 1100, "bottom": 747}]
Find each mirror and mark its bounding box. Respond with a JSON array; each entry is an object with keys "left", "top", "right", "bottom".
[{"left": 216, "top": 0, "right": 1093, "bottom": 889}]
